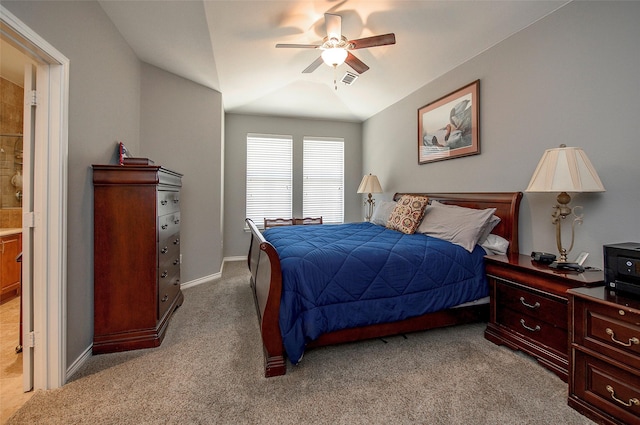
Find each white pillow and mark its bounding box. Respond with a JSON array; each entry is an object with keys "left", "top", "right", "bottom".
[
  {"left": 370, "top": 200, "right": 397, "bottom": 226},
  {"left": 480, "top": 234, "right": 510, "bottom": 255},
  {"left": 417, "top": 200, "right": 497, "bottom": 252}
]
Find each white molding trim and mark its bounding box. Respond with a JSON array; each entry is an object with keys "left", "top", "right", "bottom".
[
  {"left": 1, "top": 5, "right": 69, "bottom": 390},
  {"left": 180, "top": 273, "right": 221, "bottom": 290},
  {"left": 224, "top": 256, "right": 246, "bottom": 263},
  {"left": 179, "top": 257, "right": 246, "bottom": 290},
  {"left": 65, "top": 345, "right": 91, "bottom": 380}
]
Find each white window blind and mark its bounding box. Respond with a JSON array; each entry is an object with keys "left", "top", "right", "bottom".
[
  {"left": 303, "top": 137, "right": 344, "bottom": 224},
  {"left": 246, "top": 134, "right": 292, "bottom": 228}
]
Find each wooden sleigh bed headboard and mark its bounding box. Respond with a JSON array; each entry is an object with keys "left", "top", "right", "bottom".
[
  {"left": 246, "top": 191, "right": 523, "bottom": 377},
  {"left": 393, "top": 192, "right": 522, "bottom": 256}
]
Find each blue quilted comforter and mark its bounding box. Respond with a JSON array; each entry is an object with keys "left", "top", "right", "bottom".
[{"left": 263, "top": 222, "right": 488, "bottom": 364}]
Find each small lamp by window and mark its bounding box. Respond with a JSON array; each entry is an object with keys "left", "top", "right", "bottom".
[
  {"left": 357, "top": 174, "right": 383, "bottom": 222},
  {"left": 526, "top": 145, "right": 605, "bottom": 263}
]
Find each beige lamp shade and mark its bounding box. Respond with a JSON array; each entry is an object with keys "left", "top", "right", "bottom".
[
  {"left": 526, "top": 146, "right": 605, "bottom": 193},
  {"left": 357, "top": 174, "right": 383, "bottom": 194}
]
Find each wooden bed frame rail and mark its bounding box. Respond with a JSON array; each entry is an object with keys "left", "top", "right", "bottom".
[{"left": 246, "top": 191, "right": 523, "bottom": 377}]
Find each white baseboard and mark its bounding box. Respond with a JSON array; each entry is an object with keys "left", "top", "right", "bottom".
[
  {"left": 223, "top": 256, "right": 245, "bottom": 263},
  {"left": 66, "top": 344, "right": 92, "bottom": 381},
  {"left": 181, "top": 272, "right": 221, "bottom": 290}
]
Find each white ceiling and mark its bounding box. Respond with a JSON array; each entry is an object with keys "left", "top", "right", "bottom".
[{"left": 97, "top": 1, "right": 567, "bottom": 122}]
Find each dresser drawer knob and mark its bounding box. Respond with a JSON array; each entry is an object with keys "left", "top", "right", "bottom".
[
  {"left": 520, "top": 319, "right": 540, "bottom": 332},
  {"left": 161, "top": 200, "right": 168, "bottom": 205},
  {"left": 161, "top": 271, "right": 168, "bottom": 278},
  {"left": 605, "top": 328, "right": 639, "bottom": 347},
  {"left": 161, "top": 247, "right": 168, "bottom": 254},
  {"left": 519, "top": 297, "right": 540, "bottom": 309},
  {"left": 161, "top": 294, "right": 168, "bottom": 302},
  {"left": 162, "top": 224, "right": 168, "bottom": 230},
  {"left": 619, "top": 309, "right": 626, "bottom": 316},
  {"left": 606, "top": 385, "right": 640, "bottom": 407}
]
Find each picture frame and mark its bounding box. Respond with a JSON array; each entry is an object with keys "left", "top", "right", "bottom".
[
  {"left": 117, "top": 141, "right": 130, "bottom": 165},
  {"left": 418, "top": 80, "right": 480, "bottom": 164}
]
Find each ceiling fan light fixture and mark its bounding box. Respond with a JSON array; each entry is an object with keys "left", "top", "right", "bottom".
[{"left": 321, "top": 47, "right": 348, "bottom": 67}]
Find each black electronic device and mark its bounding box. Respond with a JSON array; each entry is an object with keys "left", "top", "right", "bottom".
[
  {"left": 604, "top": 242, "right": 640, "bottom": 297},
  {"left": 531, "top": 251, "right": 556, "bottom": 264},
  {"left": 548, "top": 261, "right": 584, "bottom": 273}
]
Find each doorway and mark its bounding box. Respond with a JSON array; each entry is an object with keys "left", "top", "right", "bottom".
[{"left": 1, "top": 3, "right": 69, "bottom": 398}]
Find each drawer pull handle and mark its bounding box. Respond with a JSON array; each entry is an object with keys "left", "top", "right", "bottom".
[
  {"left": 606, "top": 385, "right": 640, "bottom": 407},
  {"left": 605, "top": 328, "right": 639, "bottom": 347},
  {"left": 162, "top": 224, "right": 168, "bottom": 230},
  {"left": 520, "top": 319, "right": 540, "bottom": 332},
  {"left": 161, "top": 200, "right": 167, "bottom": 205},
  {"left": 161, "top": 295, "right": 168, "bottom": 302},
  {"left": 161, "top": 271, "right": 168, "bottom": 278},
  {"left": 519, "top": 297, "right": 540, "bottom": 309},
  {"left": 161, "top": 247, "right": 168, "bottom": 254},
  {"left": 173, "top": 259, "right": 179, "bottom": 265}
]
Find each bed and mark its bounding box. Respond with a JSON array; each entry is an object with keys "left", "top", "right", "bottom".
[{"left": 246, "top": 192, "right": 522, "bottom": 377}]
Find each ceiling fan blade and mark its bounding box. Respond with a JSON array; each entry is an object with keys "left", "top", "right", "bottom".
[
  {"left": 276, "top": 43, "right": 320, "bottom": 49},
  {"left": 302, "top": 56, "right": 324, "bottom": 74},
  {"left": 349, "top": 33, "right": 396, "bottom": 49},
  {"left": 345, "top": 52, "right": 369, "bottom": 74},
  {"left": 325, "top": 13, "right": 342, "bottom": 40}
]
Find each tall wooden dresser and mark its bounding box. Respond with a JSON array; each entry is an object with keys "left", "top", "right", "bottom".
[{"left": 92, "top": 164, "right": 183, "bottom": 354}]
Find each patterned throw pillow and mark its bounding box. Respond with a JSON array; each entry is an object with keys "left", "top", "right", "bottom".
[{"left": 386, "top": 195, "right": 429, "bottom": 234}]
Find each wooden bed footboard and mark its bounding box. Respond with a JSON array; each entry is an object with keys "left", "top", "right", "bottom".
[
  {"left": 246, "top": 218, "right": 286, "bottom": 377},
  {"left": 246, "top": 192, "right": 523, "bottom": 378}
]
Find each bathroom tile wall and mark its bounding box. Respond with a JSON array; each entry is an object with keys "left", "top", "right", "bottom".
[{"left": 0, "top": 77, "right": 24, "bottom": 211}]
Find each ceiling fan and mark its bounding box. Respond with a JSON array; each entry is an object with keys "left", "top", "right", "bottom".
[{"left": 276, "top": 13, "right": 396, "bottom": 75}]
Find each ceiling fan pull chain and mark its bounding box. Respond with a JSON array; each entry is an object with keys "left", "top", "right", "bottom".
[{"left": 333, "top": 65, "right": 338, "bottom": 91}]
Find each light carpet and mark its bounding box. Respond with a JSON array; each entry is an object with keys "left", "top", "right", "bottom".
[{"left": 7, "top": 261, "right": 593, "bottom": 424}]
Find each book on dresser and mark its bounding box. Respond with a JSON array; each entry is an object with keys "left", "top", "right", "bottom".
[{"left": 92, "top": 164, "right": 183, "bottom": 354}]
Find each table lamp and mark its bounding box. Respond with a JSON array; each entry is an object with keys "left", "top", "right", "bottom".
[
  {"left": 526, "top": 145, "right": 605, "bottom": 264},
  {"left": 357, "top": 174, "right": 383, "bottom": 222}
]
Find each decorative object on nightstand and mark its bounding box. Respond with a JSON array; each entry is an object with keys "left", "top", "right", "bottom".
[
  {"left": 484, "top": 254, "right": 604, "bottom": 382},
  {"left": 526, "top": 145, "right": 605, "bottom": 265},
  {"left": 357, "top": 173, "right": 382, "bottom": 222}
]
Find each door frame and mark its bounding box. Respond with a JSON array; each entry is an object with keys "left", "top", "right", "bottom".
[{"left": 1, "top": 6, "right": 69, "bottom": 390}]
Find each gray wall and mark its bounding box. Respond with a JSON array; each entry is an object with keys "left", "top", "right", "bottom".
[
  {"left": 224, "top": 113, "right": 362, "bottom": 258},
  {"left": 363, "top": 1, "right": 640, "bottom": 268},
  {"left": 4, "top": 1, "right": 226, "bottom": 370},
  {"left": 140, "top": 63, "right": 224, "bottom": 282},
  {"left": 4, "top": 0, "right": 142, "bottom": 368}
]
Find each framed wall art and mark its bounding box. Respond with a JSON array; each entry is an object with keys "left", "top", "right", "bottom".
[{"left": 418, "top": 80, "right": 479, "bottom": 164}]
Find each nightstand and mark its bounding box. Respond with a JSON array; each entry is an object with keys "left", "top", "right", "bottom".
[
  {"left": 484, "top": 254, "right": 604, "bottom": 382},
  {"left": 568, "top": 286, "right": 640, "bottom": 425}
]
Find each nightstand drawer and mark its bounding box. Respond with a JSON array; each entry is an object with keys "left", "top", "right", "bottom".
[
  {"left": 498, "top": 307, "right": 567, "bottom": 355},
  {"left": 496, "top": 281, "right": 567, "bottom": 329},
  {"left": 573, "top": 350, "right": 640, "bottom": 424},
  {"left": 574, "top": 297, "right": 640, "bottom": 366}
]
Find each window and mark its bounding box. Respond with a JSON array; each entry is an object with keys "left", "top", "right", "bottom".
[
  {"left": 303, "top": 137, "right": 344, "bottom": 224},
  {"left": 246, "top": 134, "right": 292, "bottom": 228}
]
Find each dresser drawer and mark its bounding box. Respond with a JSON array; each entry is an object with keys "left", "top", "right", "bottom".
[
  {"left": 498, "top": 307, "right": 567, "bottom": 355},
  {"left": 573, "top": 350, "right": 640, "bottom": 424},
  {"left": 159, "top": 212, "right": 180, "bottom": 241},
  {"left": 495, "top": 280, "right": 567, "bottom": 329},
  {"left": 158, "top": 269, "right": 180, "bottom": 319},
  {"left": 158, "top": 190, "right": 180, "bottom": 215},
  {"left": 158, "top": 237, "right": 181, "bottom": 269},
  {"left": 574, "top": 297, "right": 640, "bottom": 366}
]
